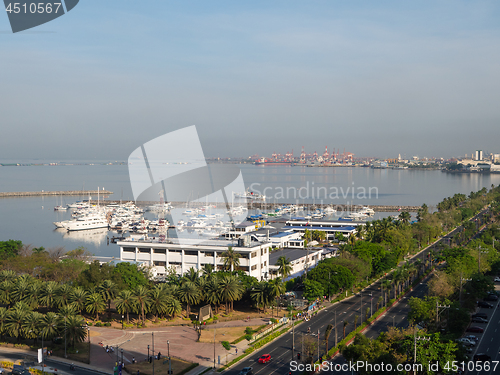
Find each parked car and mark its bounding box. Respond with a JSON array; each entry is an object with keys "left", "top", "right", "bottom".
[
  {"left": 239, "top": 367, "right": 253, "bottom": 375},
  {"left": 457, "top": 338, "right": 475, "bottom": 347},
  {"left": 467, "top": 326, "right": 484, "bottom": 333},
  {"left": 494, "top": 277, "right": 500, "bottom": 282},
  {"left": 473, "top": 353, "right": 491, "bottom": 362},
  {"left": 484, "top": 294, "right": 498, "bottom": 301},
  {"left": 464, "top": 335, "right": 479, "bottom": 343},
  {"left": 472, "top": 313, "right": 487, "bottom": 319},
  {"left": 487, "top": 290, "right": 500, "bottom": 296},
  {"left": 258, "top": 354, "right": 271, "bottom": 364},
  {"left": 477, "top": 301, "right": 494, "bottom": 308},
  {"left": 471, "top": 317, "right": 488, "bottom": 323}
]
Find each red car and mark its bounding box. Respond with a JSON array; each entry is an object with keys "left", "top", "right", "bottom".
[
  {"left": 258, "top": 354, "right": 271, "bottom": 364},
  {"left": 466, "top": 326, "right": 484, "bottom": 333}
]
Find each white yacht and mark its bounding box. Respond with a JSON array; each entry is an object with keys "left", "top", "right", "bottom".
[
  {"left": 234, "top": 188, "right": 266, "bottom": 200},
  {"left": 63, "top": 213, "right": 109, "bottom": 231}
]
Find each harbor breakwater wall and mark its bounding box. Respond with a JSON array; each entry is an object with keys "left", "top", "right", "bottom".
[{"left": 0, "top": 190, "right": 113, "bottom": 198}]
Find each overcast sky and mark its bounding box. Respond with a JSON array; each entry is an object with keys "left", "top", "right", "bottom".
[{"left": 1, "top": 0, "right": 499, "bottom": 161}]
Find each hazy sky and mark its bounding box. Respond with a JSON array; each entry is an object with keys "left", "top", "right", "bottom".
[{"left": 1, "top": 0, "right": 500, "bottom": 161}]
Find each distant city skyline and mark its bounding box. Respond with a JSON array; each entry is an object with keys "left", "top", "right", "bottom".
[{"left": 1, "top": 1, "right": 500, "bottom": 160}]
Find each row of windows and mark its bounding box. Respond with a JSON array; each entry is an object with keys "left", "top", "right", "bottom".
[{"left": 124, "top": 247, "right": 257, "bottom": 259}]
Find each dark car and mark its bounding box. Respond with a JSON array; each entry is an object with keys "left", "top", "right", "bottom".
[
  {"left": 477, "top": 301, "right": 494, "bottom": 308},
  {"left": 472, "top": 313, "right": 487, "bottom": 319},
  {"left": 471, "top": 317, "right": 488, "bottom": 323},
  {"left": 238, "top": 367, "right": 253, "bottom": 375},
  {"left": 484, "top": 294, "right": 498, "bottom": 301},
  {"left": 467, "top": 326, "right": 484, "bottom": 333},
  {"left": 473, "top": 353, "right": 491, "bottom": 362}
]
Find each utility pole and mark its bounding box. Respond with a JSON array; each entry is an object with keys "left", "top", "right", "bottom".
[
  {"left": 459, "top": 271, "right": 471, "bottom": 306},
  {"left": 317, "top": 330, "right": 320, "bottom": 362},
  {"left": 413, "top": 328, "right": 430, "bottom": 375},
  {"left": 292, "top": 316, "right": 295, "bottom": 361},
  {"left": 152, "top": 333, "right": 155, "bottom": 375},
  {"left": 213, "top": 328, "right": 216, "bottom": 368},
  {"left": 478, "top": 246, "right": 488, "bottom": 273},
  {"left": 436, "top": 300, "right": 451, "bottom": 327}
]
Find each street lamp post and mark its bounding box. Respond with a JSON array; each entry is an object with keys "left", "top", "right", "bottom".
[
  {"left": 360, "top": 293, "right": 363, "bottom": 322},
  {"left": 121, "top": 349, "right": 123, "bottom": 364},
  {"left": 167, "top": 340, "right": 171, "bottom": 375},
  {"left": 152, "top": 333, "right": 155, "bottom": 375},
  {"left": 64, "top": 317, "right": 67, "bottom": 358},
  {"left": 370, "top": 293, "right": 373, "bottom": 318},
  {"left": 147, "top": 344, "right": 150, "bottom": 362},
  {"left": 121, "top": 315, "right": 124, "bottom": 330},
  {"left": 87, "top": 327, "right": 91, "bottom": 364}
]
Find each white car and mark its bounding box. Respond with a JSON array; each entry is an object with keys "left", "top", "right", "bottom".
[
  {"left": 494, "top": 277, "right": 500, "bottom": 282},
  {"left": 457, "top": 338, "right": 475, "bottom": 347}
]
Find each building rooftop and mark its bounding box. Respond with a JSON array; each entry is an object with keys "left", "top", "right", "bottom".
[
  {"left": 269, "top": 247, "right": 323, "bottom": 264},
  {"left": 286, "top": 225, "right": 356, "bottom": 231}
]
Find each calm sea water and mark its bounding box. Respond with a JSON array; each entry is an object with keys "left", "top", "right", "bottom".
[{"left": 1, "top": 163, "right": 499, "bottom": 257}]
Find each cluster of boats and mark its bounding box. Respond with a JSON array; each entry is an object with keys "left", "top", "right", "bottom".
[{"left": 53, "top": 201, "right": 169, "bottom": 233}]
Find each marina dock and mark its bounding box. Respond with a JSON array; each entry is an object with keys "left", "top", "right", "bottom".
[
  {"left": 89, "top": 200, "right": 420, "bottom": 212},
  {"left": 0, "top": 190, "right": 113, "bottom": 198}
]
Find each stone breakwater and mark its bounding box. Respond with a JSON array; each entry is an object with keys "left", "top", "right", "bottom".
[{"left": 0, "top": 190, "right": 113, "bottom": 197}]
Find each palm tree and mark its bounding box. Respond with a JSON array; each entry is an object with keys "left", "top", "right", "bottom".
[
  {"left": 353, "top": 315, "right": 359, "bottom": 330},
  {"left": 0, "top": 280, "right": 14, "bottom": 308},
  {"left": 22, "top": 311, "right": 43, "bottom": 342},
  {"left": 178, "top": 281, "right": 200, "bottom": 318},
  {"left": 97, "top": 280, "right": 118, "bottom": 319},
  {"left": 219, "top": 247, "right": 240, "bottom": 272},
  {"left": 276, "top": 256, "right": 292, "bottom": 280},
  {"left": 183, "top": 268, "right": 199, "bottom": 283},
  {"left": 149, "top": 287, "right": 169, "bottom": 321},
  {"left": 343, "top": 320, "right": 348, "bottom": 339},
  {"left": 132, "top": 285, "right": 151, "bottom": 323},
  {"left": 202, "top": 264, "right": 214, "bottom": 278},
  {"left": 115, "top": 290, "right": 135, "bottom": 323},
  {"left": 54, "top": 284, "right": 74, "bottom": 309},
  {"left": 64, "top": 315, "right": 86, "bottom": 347},
  {"left": 69, "top": 287, "right": 87, "bottom": 314},
  {"left": 40, "top": 281, "right": 58, "bottom": 309},
  {"left": 355, "top": 225, "right": 365, "bottom": 240},
  {"left": 165, "top": 296, "right": 182, "bottom": 319},
  {"left": 59, "top": 304, "right": 77, "bottom": 321},
  {"left": 85, "top": 293, "right": 106, "bottom": 320},
  {"left": 40, "top": 312, "right": 59, "bottom": 340},
  {"left": 11, "top": 275, "right": 33, "bottom": 304},
  {"left": 0, "top": 270, "right": 16, "bottom": 283},
  {"left": 218, "top": 275, "right": 243, "bottom": 314},
  {"left": 5, "top": 303, "right": 30, "bottom": 341},
  {"left": 348, "top": 234, "right": 356, "bottom": 252},
  {"left": 382, "top": 279, "right": 392, "bottom": 306},
  {"left": 324, "top": 324, "right": 333, "bottom": 354},
  {"left": 204, "top": 277, "right": 221, "bottom": 314},
  {"left": 250, "top": 282, "right": 269, "bottom": 313},
  {"left": 399, "top": 211, "right": 411, "bottom": 225},
  {"left": 0, "top": 307, "right": 8, "bottom": 339}
]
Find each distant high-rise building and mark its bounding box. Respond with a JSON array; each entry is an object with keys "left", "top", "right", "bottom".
[{"left": 475, "top": 150, "right": 483, "bottom": 161}]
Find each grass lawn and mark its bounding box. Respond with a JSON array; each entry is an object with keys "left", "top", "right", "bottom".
[
  {"left": 125, "top": 357, "right": 195, "bottom": 375},
  {"left": 198, "top": 326, "right": 260, "bottom": 344}
]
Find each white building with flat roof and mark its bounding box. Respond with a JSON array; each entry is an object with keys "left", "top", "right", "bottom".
[{"left": 117, "top": 236, "right": 272, "bottom": 280}]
